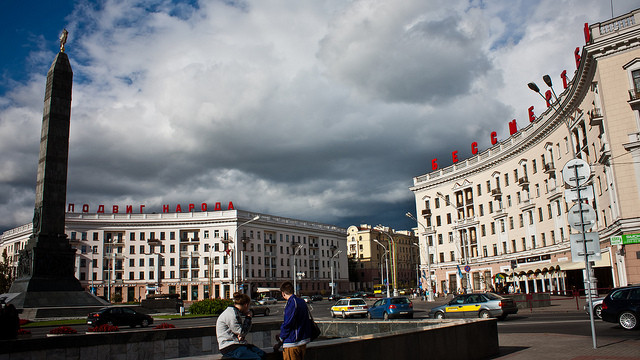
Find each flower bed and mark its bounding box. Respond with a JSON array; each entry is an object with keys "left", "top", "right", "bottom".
[
  {"left": 154, "top": 322, "right": 176, "bottom": 329},
  {"left": 49, "top": 326, "right": 78, "bottom": 335},
  {"left": 87, "top": 324, "right": 119, "bottom": 332},
  {"left": 17, "top": 329, "right": 31, "bottom": 335}
]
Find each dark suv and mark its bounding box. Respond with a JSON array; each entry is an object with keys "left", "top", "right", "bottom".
[
  {"left": 87, "top": 307, "right": 154, "bottom": 328},
  {"left": 600, "top": 285, "right": 640, "bottom": 330}
]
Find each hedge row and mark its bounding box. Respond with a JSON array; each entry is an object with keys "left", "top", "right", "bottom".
[{"left": 188, "top": 299, "right": 233, "bottom": 315}]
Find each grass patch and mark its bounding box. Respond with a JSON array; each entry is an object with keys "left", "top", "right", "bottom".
[{"left": 22, "top": 319, "right": 87, "bottom": 328}]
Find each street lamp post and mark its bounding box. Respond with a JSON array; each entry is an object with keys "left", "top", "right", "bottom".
[
  {"left": 406, "top": 212, "right": 434, "bottom": 301},
  {"left": 233, "top": 215, "right": 260, "bottom": 294},
  {"left": 373, "top": 239, "right": 391, "bottom": 298},
  {"left": 292, "top": 244, "right": 303, "bottom": 295},
  {"left": 375, "top": 225, "right": 398, "bottom": 297},
  {"left": 411, "top": 243, "right": 420, "bottom": 293},
  {"left": 330, "top": 250, "right": 342, "bottom": 296}
]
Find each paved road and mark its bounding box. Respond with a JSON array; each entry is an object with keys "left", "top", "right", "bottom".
[{"left": 25, "top": 296, "right": 640, "bottom": 356}]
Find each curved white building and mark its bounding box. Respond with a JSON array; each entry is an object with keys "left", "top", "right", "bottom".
[
  {"left": 1, "top": 209, "right": 348, "bottom": 302},
  {"left": 410, "top": 9, "right": 640, "bottom": 295}
]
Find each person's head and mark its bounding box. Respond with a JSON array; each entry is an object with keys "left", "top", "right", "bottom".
[
  {"left": 233, "top": 292, "right": 251, "bottom": 313},
  {"left": 280, "top": 282, "right": 294, "bottom": 299}
]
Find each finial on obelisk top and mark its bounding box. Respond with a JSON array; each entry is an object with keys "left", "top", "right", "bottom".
[{"left": 60, "top": 29, "right": 68, "bottom": 53}]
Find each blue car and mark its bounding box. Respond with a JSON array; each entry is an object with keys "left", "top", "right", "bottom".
[{"left": 367, "top": 296, "right": 414, "bottom": 320}]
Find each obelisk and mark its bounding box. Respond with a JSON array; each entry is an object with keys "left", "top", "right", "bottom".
[{"left": 8, "top": 30, "right": 106, "bottom": 309}]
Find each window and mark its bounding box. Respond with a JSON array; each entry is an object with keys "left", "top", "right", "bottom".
[
  {"left": 489, "top": 202, "right": 493, "bottom": 213},
  {"left": 139, "top": 258, "right": 144, "bottom": 266},
  {"left": 140, "top": 232, "right": 145, "bottom": 241},
  {"left": 481, "top": 225, "right": 486, "bottom": 236},
  {"left": 486, "top": 181, "right": 491, "bottom": 192},
  {"left": 477, "top": 184, "right": 481, "bottom": 196},
  {"left": 493, "top": 244, "right": 498, "bottom": 256},
  {"left": 478, "top": 204, "right": 484, "bottom": 216},
  {"left": 439, "top": 253, "right": 445, "bottom": 262},
  {"left": 509, "top": 217, "right": 514, "bottom": 230},
  {"left": 504, "top": 174, "right": 509, "bottom": 186},
  {"left": 139, "top": 245, "right": 145, "bottom": 254},
  {"left": 483, "top": 246, "right": 488, "bottom": 257},
  {"left": 490, "top": 222, "right": 495, "bottom": 235},
  {"left": 204, "top": 230, "right": 209, "bottom": 239},
  {"left": 446, "top": 213, "right": 452, "bottom": 224},
  {"left": 450, "top": 251, "right": 455, "bottom": 261},
  {"left": 139, "top": 272, "right": 144, "bottom": 280},
  {"left": 538, "top": 208, "right": 543, "bottom": 222},
  {"left": 521, "top": 237, "right": 526, "bottom": 251},
  {"left": 519, "top": 214, "right": 524, "bottom": 227},
  {"left": 633, "top": 69, "right": 640, "bottom": 94},
  {"left": 532, "top": 159, "right": 537, "bottom": 173}
]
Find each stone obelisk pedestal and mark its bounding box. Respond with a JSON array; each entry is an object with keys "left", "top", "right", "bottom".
[{"left": 6, "top": 40, "right": 107, "bottom": 312}]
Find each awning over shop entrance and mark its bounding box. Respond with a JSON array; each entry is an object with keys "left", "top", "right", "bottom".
[
  {"left": 557, "top": 255, "right": 611, "bottom": 271},
  {"left": 256, "top": 287, "right": 280, "bottom": 293},
  {"left": 512, "top": 255, "right": 611, "bottom": 275}
]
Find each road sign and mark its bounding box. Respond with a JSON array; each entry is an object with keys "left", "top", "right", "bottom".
[
  {"left": 567, "top": 203, "right": 597, "bottom": 231},
  {"left": 464, "top": 265, "right": 471, "bottom": 272},
  {"left": 562, "top": 158, "right": 591, "bottom": 187},
  {"left": 570, "top": 232, "right": 601, "bottom": 261},
  {"left": 564, "top": 186, "right": 594, "bottom": 203}
]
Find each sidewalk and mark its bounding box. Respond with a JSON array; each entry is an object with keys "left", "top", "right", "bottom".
[{"left": 494, "top": 295, "right": 640, "bottom": 359}]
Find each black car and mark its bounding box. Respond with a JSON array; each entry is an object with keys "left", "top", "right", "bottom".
[
  {"left": 328, "top": 294, "right": 342, "bottom": 301},
  {"left": 601, "top": 285, "right": 640, "bottom": 330},
  {"left": 311, "top": 295, "right": 323, "bottom": 302},
  {"left": 87, "top": 307, "right": 154, "bottom": 328}
]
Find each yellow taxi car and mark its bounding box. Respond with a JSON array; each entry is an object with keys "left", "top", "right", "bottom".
[
  {"left": 429, "top": 293, "right": 518, "bottom": 320},
  {"left": 330, "top": 298, "right": 368, "bottom": 318}
]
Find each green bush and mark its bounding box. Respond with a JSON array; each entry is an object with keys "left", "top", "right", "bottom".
[{"left": 188, "top": 299, "right": 233, "bottom": 315}]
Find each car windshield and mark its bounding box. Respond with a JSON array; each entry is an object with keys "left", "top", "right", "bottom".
[
  {"left": 390, "top": 298, "right": 410, "bottom": 304},
  {"left": 611, "top": 289, "right": 630, "bottom": 300},
  {"left": 350, "top": 299, "right": 366, "bottom": 305}
]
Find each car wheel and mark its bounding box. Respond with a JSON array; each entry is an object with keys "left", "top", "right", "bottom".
[
  {"left": 434, "top": 312, "right": 445, "bottom": 319},
  {"left": 264, "top": 308, "right": 270, "bottom": 316},
  {"left": 141, "top": 319, "right": 149, "bottom": 328},
  {"left": 618, "top": 311, "right": 638, "bottom": 330},
  {"left": 479, "top": 310, "right": 491, "bottom": 319},
  {"left": 594, "top": 305, "right": 602, "bottom": 319},
  {"left": 367, "top": 312, "right": 372, "bottom": 319},
  {"left": 331, "top": 311, "right": 336, "bottom": 318},
  {"left": 383, "top": 312, "right": 389, "bottom": 320},
  {"left": 342, "top": 311, "right": 347, "bottom": 319}
]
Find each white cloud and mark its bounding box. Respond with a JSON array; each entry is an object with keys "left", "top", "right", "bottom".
[{"left": 1, "top": 0, "right": 639, "bottom": 232}]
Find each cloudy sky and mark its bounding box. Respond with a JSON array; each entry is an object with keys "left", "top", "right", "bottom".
[{"left": 0, "top": 0, "right": 637, "bottom": 233}]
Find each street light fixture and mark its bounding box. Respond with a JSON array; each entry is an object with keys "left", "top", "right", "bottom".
[
  {"left": 233, "top": 215, "right": 260, "bottom": 294},
  {"left": 330, "top": 250, "right": 342, "bottom": 297},
  {"left": 528, "top": 75, "right": 576, "bottom": 157},
  {"left": 373, "top": 239, "right": 391, "bottom": 298},
  {"left": 292, "top": 243, "right": 304, "bottom": 295},
  {"left": 406, "top": 212, "right": 434, "bottom": 301}
]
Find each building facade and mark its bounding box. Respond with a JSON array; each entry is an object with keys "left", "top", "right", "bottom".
[
  {"left": 1, "top": 209, "right": 348, "bottom": 302},
  {"left": 410, "top": 9, "right": 640, "bottom": 295},
  {"left": 347, "top": 225, "right": 419, "bottom": 293}
]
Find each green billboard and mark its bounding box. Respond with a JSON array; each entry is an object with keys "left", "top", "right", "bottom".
[{"left": 610, "top": 233, "right": 640, "bottom": 245}]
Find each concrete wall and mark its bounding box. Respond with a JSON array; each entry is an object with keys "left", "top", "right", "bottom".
[{"left": 0, "top": 319, "right": 498, "bottom": 360}]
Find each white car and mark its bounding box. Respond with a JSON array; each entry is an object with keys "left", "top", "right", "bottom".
[
  {"left": 583, "top": 297, "right": 604, "bottom": 319},
  {"left": 258, "top": 297, "right": 278, "bottom": 305}
]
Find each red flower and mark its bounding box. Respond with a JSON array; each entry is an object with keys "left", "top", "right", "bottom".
[
  {"left": 88, "top": 324, "right": 119, "bottom": 332},
  {"left": 49, "top": 326, "right": 78, "bottom": 334},
  {"left": 154, "top": 322, "right": 176, "bottom": 329},
  {"left": 17, "top": 329, "right": 31, "bottom": 335}
]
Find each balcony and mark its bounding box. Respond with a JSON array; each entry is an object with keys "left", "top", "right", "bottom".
[
  {"left": 628, "top": 89, "right": 640, "bottom": 109},
  {"left": 490, "top": 188, "right": 502, "bottom": 198},
  {"left": 588, "top": 108, "right": 603, "bottom": 126},
  {"left": 421, "top": 208, "right": 432, "bottom": 217},
  {"left": 518, "top": 176, "right": 529, "bottom": 188}
]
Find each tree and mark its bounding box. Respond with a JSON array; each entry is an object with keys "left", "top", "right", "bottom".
[{"left": 0, "top": 249, "right": 13, "bottom": 294}]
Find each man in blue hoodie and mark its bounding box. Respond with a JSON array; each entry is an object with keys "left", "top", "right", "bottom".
[{"left": 276, "top": 282, "right": 312, "bottom": 360}]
